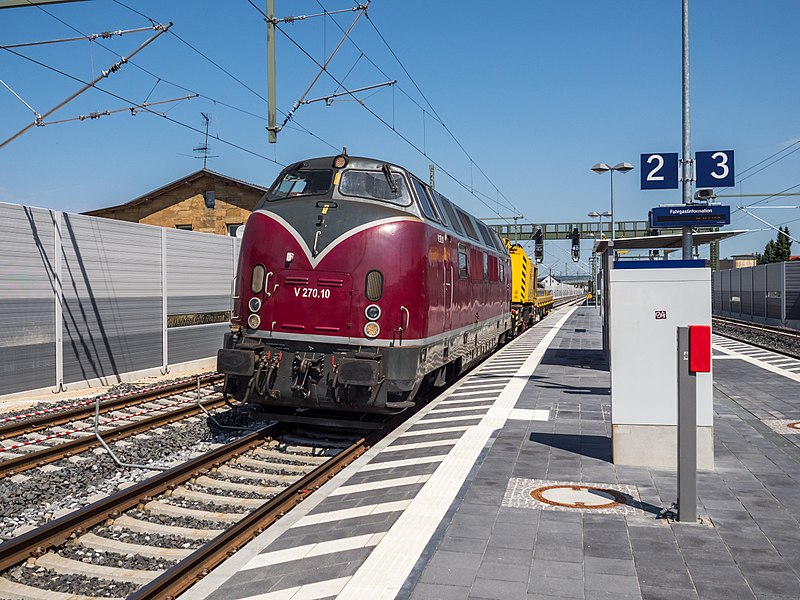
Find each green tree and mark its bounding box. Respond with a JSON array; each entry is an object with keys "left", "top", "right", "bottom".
[{"left": 758, "top": 226, "right": 792, "bottom": 264}]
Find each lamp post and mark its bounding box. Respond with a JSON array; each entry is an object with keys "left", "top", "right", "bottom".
[
  {"left": 590, "top": 162, "right": 634, "bottom": 247},
  {"left": 587, "top": 211, "right": 611, "bottom": 308},
  {"left": 587, "top": 210, "right": 612, "bottom": 240}
]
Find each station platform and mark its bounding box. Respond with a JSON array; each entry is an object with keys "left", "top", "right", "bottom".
[{"left": 184, "top": 305, "right": 800, "bottom": 600}]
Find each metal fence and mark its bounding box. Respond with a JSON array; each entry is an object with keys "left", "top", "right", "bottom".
[
  {"left": 712, "top": 261, "right": 800, "bottom": 329},
  {"left": 0, "top": 201, "right": 239, "bottom": 396}
]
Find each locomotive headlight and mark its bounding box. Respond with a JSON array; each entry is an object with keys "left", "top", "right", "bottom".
[
  {"left": 364, "top": 304, "right": 381, "bottom": 320},
  {"left": 363, "top": 321, "right": 380, "bottom": 338},
  {"left": 247, "top": 314, "right": 261, "bottom": 329},
  {"left": 333, "top": 154, "right": 348, "bottom": 169},
  {"left": 248, "top": 297, "right": 262, "bottom": 313}
]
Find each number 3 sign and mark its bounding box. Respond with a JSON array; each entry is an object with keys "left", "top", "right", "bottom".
[{"left": 695, "top": 150, "right": 734, "bottom": 187}]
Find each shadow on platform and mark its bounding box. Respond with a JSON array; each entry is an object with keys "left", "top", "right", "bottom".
[
  {"left": 529, "top": 432, "right": 612, "bottom": 462},
  {"left": 539, "top": 348, "right": 607, "bottom": 371}
]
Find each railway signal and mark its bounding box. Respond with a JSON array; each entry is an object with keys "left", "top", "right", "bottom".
[
  {"left": 533, "top": 228, "right": 544, "bottom": 263},
  {"left": 571, "top": 227, "right": 580, "bottom": 262}
]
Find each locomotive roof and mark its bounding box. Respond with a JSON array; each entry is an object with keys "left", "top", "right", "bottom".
[
  {"left": 286, "top": 155, "right": 407, "bottom": 173},
  {"left": 279, "top": 155, "right": 508, "bottom": 256}
]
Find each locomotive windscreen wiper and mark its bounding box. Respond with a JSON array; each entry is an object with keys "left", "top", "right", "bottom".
[{"left": 382, "top": 163, "right": 398, "bottom": 193}]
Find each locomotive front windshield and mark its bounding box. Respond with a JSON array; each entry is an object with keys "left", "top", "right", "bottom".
[
  {"left": 339, "top": 170, "right": 411, "bottom": 206},
  {"left": 267, "top": 169, "right": 333, "bottom": 200}
]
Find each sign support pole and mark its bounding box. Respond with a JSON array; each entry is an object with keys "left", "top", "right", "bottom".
[
  {"left": 681, "top": 0, "right": 693, "bottom": 259},
  {"left": 677, "top": 326, "right": 697, "bottom": 522}
]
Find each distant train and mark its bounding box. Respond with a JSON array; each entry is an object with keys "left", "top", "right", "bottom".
[
  {"left": 505, "top": 240, "right": 553, "bottom": 332},
  {"left": 217, "top": 153, "right": 553, "bottom": 413}
]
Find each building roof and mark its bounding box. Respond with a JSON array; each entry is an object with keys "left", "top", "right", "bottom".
[
  {"left": 594, "top": 230, "right": 746, "bottom": 254},
  {"left": 84, "top": 168, "right": 270, "bottom": 215}
]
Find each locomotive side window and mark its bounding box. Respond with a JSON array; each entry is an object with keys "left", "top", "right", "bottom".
[
  {"left": 477, "top": 222, "right": 498, "bottom": 251},
  {"left": 339, "top": 170, "right": 411, "bottom": 206},
  {"left": 267, "top": 169, "right": 332, "bottom": 201},
  {"left": 483, "top": 253, "right": 489, "bottom": 281},
  {"left": 411, "top": 178, "right": 440, "bottom": 222},
  {"left": 458, "top": 243, "right": 469, "bottom": 279},
  {"left": 499, "top": 260, "right": 505, "bottom": 283},
  {"left": 427, "top": 189, "right": 448, "bottom": 226},
  {"left": 456, "top": 208, "right": 479, "bottom": 241},
  {"left": 436, "top": 193, "right": 463, "bottom": 234}
]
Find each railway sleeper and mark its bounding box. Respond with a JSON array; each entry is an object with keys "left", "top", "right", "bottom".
[
  {"left": 109, "top": 514, "right": 218, "bottom": 541},
  {"left": 251, "top": 446, "right": 330, "bottom": 464},
  {"left": 169, "top": 487, "right": 271, "bottom": 508},
  {"left": 78, "top": 532, "right": 193, "bottom": 561},
  {"left": 194, "top": 475, "right": 285, "bottom": 496},
  {"left": 35, "top": 551, "right": 161, "bottom": 585},
  {"left": 144, "top": 500, "right": 241, "bottom": 523},
  {"left": 0, "top": 577, "right": 103, "bottom": 600},
  {"left": 215, "top": 464, "right": 297, "bottom": 483},
  {"left": 233, "top": 454, "right": 316, "bottom": 473}
]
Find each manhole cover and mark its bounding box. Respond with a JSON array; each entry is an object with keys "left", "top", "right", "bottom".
[
  {"left": 530, "top": 485, "right": 627, "bottom": 509},
  {"left": 788, "top": 422, "right": 800, "bottom": 430}
]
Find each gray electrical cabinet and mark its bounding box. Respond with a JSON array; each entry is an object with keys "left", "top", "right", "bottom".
[{"left": 609, "top": 264, "right": 713, "bottom": 470}]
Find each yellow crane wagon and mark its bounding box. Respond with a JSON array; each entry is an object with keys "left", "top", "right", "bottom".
[{"left": 504, "top": 239, "right": 554, "bottom": 333}]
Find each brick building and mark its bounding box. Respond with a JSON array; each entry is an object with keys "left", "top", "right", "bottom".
[{"left": 85, "top": 169, "right": 269, "bottom": 236}]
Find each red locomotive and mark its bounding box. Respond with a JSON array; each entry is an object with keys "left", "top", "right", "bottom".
[{"left": 217, "top": 153, "right": 512, "bottom": 412}]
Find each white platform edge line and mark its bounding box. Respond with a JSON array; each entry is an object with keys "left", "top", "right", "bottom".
[
  {"left": 335, "top": 306, "right": 578, "bottom": 599},
  {"left": 713, "top": 343, "right": 800, "bottom": 383}
]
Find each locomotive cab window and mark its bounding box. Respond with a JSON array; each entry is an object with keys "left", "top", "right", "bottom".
[
  {"left": 458, "top": 243, "right": 469, "bottom": 279},
  {"left": 339, "top": 169, "right": 411, "bottom": 206},
  {"left": 267, "top": 169, "right": 332, "bottom": 201}
]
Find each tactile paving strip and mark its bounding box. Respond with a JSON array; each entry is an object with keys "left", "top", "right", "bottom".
[{"left": 502, "top": 478, "right": 643, "bottom": 515}]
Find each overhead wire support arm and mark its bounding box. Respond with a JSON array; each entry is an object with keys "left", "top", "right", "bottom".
[
  {"left": 276, "top": 3, "right": 369, "bottom": 132},
  {"left": 736, "top": 206, "right": 800, "bottom": 245},
  {"left": 302, "top": 80, "right": 395, "bottom": 106},
  {"left": 271, "top": 4, "right": 369, "bottom": 24},
  {"left": 40, "top": 94, "right": 198, "bottom": 126},
  {"left": 0, "top": 22, "right": 171, "bottom": 150},
  {"left": 0, "top": 24, "right": 164, "bottom": 50}
]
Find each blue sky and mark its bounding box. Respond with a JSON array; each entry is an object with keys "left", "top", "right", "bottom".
[{"left": 1, "top": 0, "right": 798, "bottom": 274}]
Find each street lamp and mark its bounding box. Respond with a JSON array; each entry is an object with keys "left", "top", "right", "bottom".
[
  {"left": 591, "top": 162, "right": 634, "bottom": 246},
  {"left": 587, "top": 211, "right": 611, "bottom": 308},
  {"left": 587, "top": 210, "right": 612, "bottom": 240}
]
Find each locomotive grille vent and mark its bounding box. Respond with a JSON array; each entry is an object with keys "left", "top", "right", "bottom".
[
  {"left": 284, "top": 276, "right": 309, "bottom": 285},
  {"left": 366, "top": 270, "right": 384, "bottom": 301}
]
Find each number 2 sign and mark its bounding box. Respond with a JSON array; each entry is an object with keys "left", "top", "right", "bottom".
[{"left": 640, "top": 153, "right": 679, "bottom": 190}]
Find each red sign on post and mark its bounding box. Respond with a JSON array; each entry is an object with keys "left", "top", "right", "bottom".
[{"left": 689, "top": 325, "right": 711, "bottom": 373}]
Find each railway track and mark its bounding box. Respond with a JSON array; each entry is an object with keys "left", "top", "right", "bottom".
[
  {"left": 713, "top": 315, "right": 800, "bottom": 359},
  {"left": 0, "top": 376, "right": 226, "bottom": 479},
  {"left": 0, "top": 416, "right": 395, "bottom": 600}
]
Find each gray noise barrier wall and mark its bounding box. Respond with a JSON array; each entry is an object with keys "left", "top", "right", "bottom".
[
  {"left": 713, "top": 262, "right": 800, "bottom": 330},
  {"left": 0, "top": 201, "right": 240, "bottom": 397}
]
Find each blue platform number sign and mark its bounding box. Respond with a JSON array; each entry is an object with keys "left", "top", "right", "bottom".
[
  {"left": 695, "top": 150, "right": 734, "bottom": 188},
  {"left": 640, "top": 153, "right": 679, "bottom": 190}
]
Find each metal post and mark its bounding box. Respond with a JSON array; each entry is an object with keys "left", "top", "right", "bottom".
[
  {"left": 677, "top": 326, "right": 697, "bottom": 522},
  {"left": 681, "top": 0, "right": 693, "bottom": 259},
  {"left": 53, "top": 210, "right": 65, "bottom": 393},
  {"left": 160, "top": 228, "right": 169, "bottom": 375},
  {"left": 609, "top": 170, "right": 615, "bottom": 246},
  {"left": 267, "top": 0, "right": 277, "bottom": 143}
]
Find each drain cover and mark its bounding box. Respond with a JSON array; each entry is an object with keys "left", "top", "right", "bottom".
[
  {"left": 530, "top": 484, "right": 626, "bottom": 509},
  {"left": 788, "top": 422, "right": 800, "bottom": 430}
]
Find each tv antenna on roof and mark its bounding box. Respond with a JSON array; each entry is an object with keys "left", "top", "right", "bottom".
[{"left": 193, "top": 112, "right": 218, "bottom": 168}]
